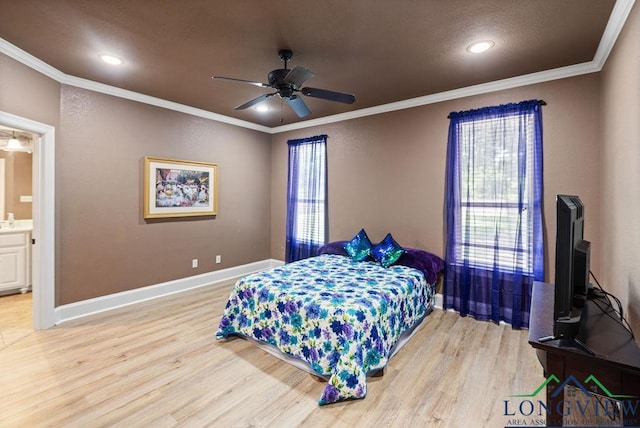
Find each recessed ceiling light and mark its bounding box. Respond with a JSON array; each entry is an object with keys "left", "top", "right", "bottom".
[
  {"left": 466, "top": 40, "right": 495, "bottom": 54},
  {"left": 99, "top": 54, "right": 123, "bottom": 65}
]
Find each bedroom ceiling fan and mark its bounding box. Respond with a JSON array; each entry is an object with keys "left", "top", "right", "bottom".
[{"left": 213, "top": 49, "right": 356, "bottom": 118}]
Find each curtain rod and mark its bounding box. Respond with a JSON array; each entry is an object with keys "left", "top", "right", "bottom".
[{"left": 447, "top": 100, "right": 547, "bottom": 119}]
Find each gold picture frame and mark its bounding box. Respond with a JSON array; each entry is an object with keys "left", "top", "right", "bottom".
[{"left": 144, "top": 156, "right": 218, "bottom": 219}]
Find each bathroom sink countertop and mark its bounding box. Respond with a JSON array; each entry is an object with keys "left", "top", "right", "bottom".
[{"left": 0, "top": 220, "right": 33, "bottom": 233}]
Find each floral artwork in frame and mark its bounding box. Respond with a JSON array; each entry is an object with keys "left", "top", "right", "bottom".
[{"left": 144, "top": 156, "right": 218, "bottom": 219}]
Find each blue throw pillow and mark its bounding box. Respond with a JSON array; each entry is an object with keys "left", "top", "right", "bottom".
[
  {"left": 372, "top": 233, "right": 406, "bottom": 267},
  {"left": 343, "top": 229, "right": 373, "bottom": 262}
]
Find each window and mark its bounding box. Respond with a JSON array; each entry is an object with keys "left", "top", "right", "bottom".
[
  {"left": 286, "top": 135, "right": 327, "bottom": 262},
  {"left": 456, "top": 114, "right": 535, "bottom": 274},
  {"left": 291, "top": 142, "right": 326, "bottom": 244},
  {"left": 444, "top": 100, "right": 544, "bottom": 328}
]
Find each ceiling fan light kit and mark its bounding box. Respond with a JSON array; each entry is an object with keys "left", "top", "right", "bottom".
[{"left": 213, "top": 49, "right": 356, "bottom": 118}]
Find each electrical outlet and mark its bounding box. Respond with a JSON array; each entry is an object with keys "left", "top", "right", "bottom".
[
  {"left": 192, "top": 259, "right": 198, "bottom": 268},
  {"left": 216, "top": 255, "right": 221, "bottom": 264}
]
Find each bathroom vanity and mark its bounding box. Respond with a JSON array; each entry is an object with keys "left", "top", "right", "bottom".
[{"left": 0, "top": 220, "right": 32, "bottom": 294}]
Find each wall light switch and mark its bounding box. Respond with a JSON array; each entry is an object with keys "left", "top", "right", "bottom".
[
  {"left": 216, "top": 255, "right": 221, "bottom": 264},
  {"left": 192, "top": 259, "right": 198, "bottom": 268}
]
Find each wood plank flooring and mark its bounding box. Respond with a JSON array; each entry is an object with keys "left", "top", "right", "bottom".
[
  {"left": 0, "top": 291, "right": 32, "bottom": 350},
  {"left": 0, "top": 279, "right": 545, "bottom": 427}
]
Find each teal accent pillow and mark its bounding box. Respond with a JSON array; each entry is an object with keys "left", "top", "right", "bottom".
[
  {"left": 343, "top": 229, "right": 373, "bottom": 262},
  {"left": 372, "top": 233, "right": 406, "bottom": 267}
]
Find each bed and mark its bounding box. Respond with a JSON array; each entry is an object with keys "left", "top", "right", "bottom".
[{"left": 215, "top": 237, "right": 444, "bottom": 405}]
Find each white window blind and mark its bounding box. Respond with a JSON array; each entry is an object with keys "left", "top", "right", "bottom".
[
  {"left": 293, "top": 143, "right": 326, "bottom": 245},
  {"left": 456, "top": 113, "right": 535, "bottom": 274}
]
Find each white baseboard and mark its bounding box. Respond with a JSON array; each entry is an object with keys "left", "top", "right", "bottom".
[
  {"left": 54, "top": 258, "right": 285, "bottom": 325},
  {"left": 434, "top": 292, "right": 444, "bottom": 309}
]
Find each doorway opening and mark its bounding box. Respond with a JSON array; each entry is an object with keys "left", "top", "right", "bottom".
[{"left": 0, "top": 111, "right": 55, "bottom": 329}]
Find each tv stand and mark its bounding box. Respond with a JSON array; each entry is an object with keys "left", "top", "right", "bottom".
[{"left": 529, "top": 281, "right": 640, "bottom": 427}]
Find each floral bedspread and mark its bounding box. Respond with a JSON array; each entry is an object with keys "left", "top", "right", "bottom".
[{"left": 215, "top": 254, "right": 435, "bottom": 405}]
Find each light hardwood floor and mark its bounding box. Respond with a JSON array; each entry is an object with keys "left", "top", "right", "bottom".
[
  {"left": 0, "top": 279, "right": 545, "bottom": 427},
  {"left": 0, "top": 292, "right": 32, "bottom": 350}
]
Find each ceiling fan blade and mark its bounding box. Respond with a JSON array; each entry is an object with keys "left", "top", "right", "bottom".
[
  {"left": 213, "top": 76, "right": 270, "bottom": 88},
  {"left": 301, "top": 87, "right": 356, "bottom": 104},
  {"left": 285, "top": 95, "right": 311, "bottom": 118},
  {"left": 235, "top": 93, "right": 276, "bottom": 110},
  {"left": 283, "top": 66, "right": 314, "bottom": 88}
]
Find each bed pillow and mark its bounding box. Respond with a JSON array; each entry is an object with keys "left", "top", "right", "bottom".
[
  {"left": 343, "top": 229, "right": 373, "bottom": 262},
  {"left": 317, "top": 240, "right": 349, "bottom": 256},
  {"left": 395, "top": 248, "right": 445, "bottom": 284},
  {"left": 319, "top": 239, "right": 445, "bottom": 283},
  {"left": 371, "top": 233, "right": 406, "bottom": 268}
]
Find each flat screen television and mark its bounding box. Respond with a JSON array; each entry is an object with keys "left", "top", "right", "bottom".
[{"left": 551, "top": 194, "right": 591, "bottom": 342}]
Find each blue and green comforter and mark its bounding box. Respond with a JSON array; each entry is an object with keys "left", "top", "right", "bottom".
[{"left": 216, "top": 254, "right": 435, "bottom": 405}]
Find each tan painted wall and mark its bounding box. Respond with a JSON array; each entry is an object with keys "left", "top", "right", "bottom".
[
  {"left": 0, "top": 54, "right": 55, "bottom": 222},
  {"left": 1, "top": 51, "right": 273, "bottom": 306},
  {"left": 57, "top": 86, "right": 272, "bottom": 304},
  {"left": 0, "top": 54, "right": 61, "bottom": 126},
  {"left": 0, "top": 53, "right": 63, "bottom": 300},
  {"left": 271, "top": 74, "right": 603, "bottom": 285},
  {"left": 600, "top": 2, "right": 640, "bottom": 337}
]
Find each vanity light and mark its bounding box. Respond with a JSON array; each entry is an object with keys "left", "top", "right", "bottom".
[
  {"left": 466, "top": 40, "right": 495, "bottom": 54},
  {"left": 6, "top": 133, "right": 22, "bottom": 151},
  {"left": 99, "top": 54, "right": 123, "bottom": 65}
]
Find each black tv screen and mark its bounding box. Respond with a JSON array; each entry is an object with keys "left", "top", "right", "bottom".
[{"left": 553, "top": 194, "right": 590, "bottom": 338}]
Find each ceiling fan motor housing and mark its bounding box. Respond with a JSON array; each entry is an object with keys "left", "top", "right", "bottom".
[{"left": 268, "top": 69, "right": 295, "bottom": 97}]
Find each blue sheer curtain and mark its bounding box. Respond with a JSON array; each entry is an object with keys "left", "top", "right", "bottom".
[
  {"left": 286, "top": 135, "right": 328, "bottom": 263},
  {"left": 444, "top": 100, "right": 544, "bottom": 329}
]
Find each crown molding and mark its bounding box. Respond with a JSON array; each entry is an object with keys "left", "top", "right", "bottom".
[
  {"left": 592, "top": 0, "right": 636, "bottom": 68},
  {"left": 0, "top": 38, "right": 67, "bottom": 82},
  {"left": 0, "top": 0, "right": 634, "bottom": 135},
  {"left": 63, "top": 74, "right": 272, "bottom": 133},
  {"left": 271, "top": 0, "right": 636, "bottom": 133},
  {"left": 269, "top": 61, "right": 600, "bottom": 133},
  {"left": 0, "top": 38, "right": 271, "bottom": 134}
]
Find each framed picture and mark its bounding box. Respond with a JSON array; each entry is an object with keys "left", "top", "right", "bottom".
[{"left": 144, "top": 156, "right": 218, "bottom": 219}]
